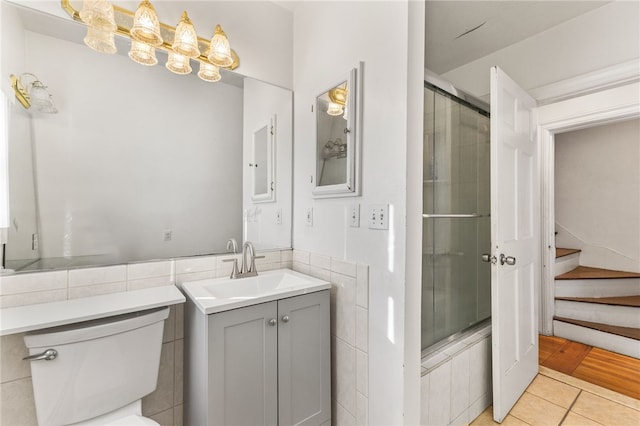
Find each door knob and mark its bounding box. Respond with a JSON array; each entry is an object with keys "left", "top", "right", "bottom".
[
  {"left": 500, "top": 254, "right": 516, "bottom": 266},
  {"left": 481, "top": 254, "right": 496, "bottom": 264},
  {"left": 268, "top": 318, "right": 277, "bottom": 326}
]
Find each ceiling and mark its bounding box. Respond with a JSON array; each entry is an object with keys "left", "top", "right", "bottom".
[{"left": 425, "top": 1, "right": 610, "bottom": 74}]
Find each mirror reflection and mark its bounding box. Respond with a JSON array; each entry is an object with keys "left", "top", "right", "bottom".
[
  {"left": 1, "top": 1, "right": 292, "bottom": 273},
  {"left": 313, "top": 65, "right": 360, "bottom": 198},
  {"left": 316, "top": 81, "right": 348, "bottom": 187}
]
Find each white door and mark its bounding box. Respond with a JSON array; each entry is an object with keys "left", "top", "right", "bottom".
[{"left": 490, "top": 66, "right": 540, "bottom": 422}]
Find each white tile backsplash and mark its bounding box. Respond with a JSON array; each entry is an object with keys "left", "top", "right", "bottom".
[
  {"left": 127, "top": 261, "right": 173, "bottom": 281},
  {"left": 127, "top": 276, "right": 173, "bottom": 292},
  {"left": 68, "top": 265, "right": 126, "bottom": 287},
  {"left": 330, "top": 272, "right": 357, "bottom": 346},
  {"left": 0, "top": 270, "right": 67, "bottom": 295},
  {"left": 356, "top": 306, "right": 368, "bottom": 352},
  {"left": 310, "top": 253, "right": 331, "bottom": 270},
  {"left": 0, "top": 289, "right": 68, "bottom": 309},
  {"left": 174, "top": 256, "right": 216, "bottom": 275},
  {"left": 356, "top": 349, "right": 368, "bottom": 397},
  {"left": 330, "top": 258, "right": 357, "bottom": 278},
  {"left": 450, "top": 350, "right": 471, "bottom": 421},
  {"left": 68, "top": 281, "right": 126, "bottom": 299},
  {"left": 356, "top": 264, "right": 369, "bottom": 309}
]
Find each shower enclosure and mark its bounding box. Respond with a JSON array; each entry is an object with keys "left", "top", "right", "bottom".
[{"left": 421, "top": 82, "right": 491, "bottom": 351}]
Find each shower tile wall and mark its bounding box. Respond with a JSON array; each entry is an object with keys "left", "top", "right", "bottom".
[{"left": 0, "top": 249, "right": 294, "bottom": 426}]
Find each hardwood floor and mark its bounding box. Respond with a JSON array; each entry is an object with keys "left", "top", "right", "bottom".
[{"left": 539, "top": 335, "right": 640, "bottom": 400}]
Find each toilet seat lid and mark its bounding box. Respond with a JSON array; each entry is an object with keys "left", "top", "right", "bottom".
[{"left": 105, "top": 415, "right": 160, "bottom": 426}]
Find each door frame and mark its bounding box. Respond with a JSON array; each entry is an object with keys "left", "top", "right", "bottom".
[{"left": 537, "top": 81, "right": 640, "bottom": 335}]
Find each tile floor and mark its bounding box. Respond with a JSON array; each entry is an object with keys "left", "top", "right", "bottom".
[{"left": 470, "top": 366, "right": 640, "bottom": 426}]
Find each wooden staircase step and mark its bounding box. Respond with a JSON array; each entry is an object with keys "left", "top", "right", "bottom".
[
  {"left": 556, "top": 248, "right": 581, "bottom": 259},
  {"left": 554, "top": 316, "right": 640, "bottom": 340},
  {"left": 556, "top": 266, "right": 640, "bottom": 280},
  {"left": 555, "top": 295, "right": 640, "bottom": 307}
]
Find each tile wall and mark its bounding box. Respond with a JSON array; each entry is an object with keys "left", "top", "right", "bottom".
[
  {"left": 0, "top": 249, "right": 292, "bottom": 426},
  {"left": 291, "top": 250, "right": 370, "bottom": 426},
  {"left": 420, "top": 324, "right": 493, "bottom": 426}
]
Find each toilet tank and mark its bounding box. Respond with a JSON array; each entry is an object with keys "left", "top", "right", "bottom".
[{"left": 23, "top": 307, "right": 169, "bottom": 426}]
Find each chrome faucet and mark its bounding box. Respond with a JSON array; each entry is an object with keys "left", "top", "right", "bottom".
[
  {"left": 222, "top": 241, "right": 264, "bottom": 279},
  {"left": 226, "top": 238, "right": 238, "bottom": 253}
]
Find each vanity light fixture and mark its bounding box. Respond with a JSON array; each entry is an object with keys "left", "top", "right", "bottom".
[
  {"left": 9, "top": 73, "right": 58, "bottom": 114},
  {"left": 198, "top": 62, "right": 222, "bottom": 82},
  {"left": 130, "top": 0, "right": 162, "bottom": 47},
  {"left": 129, "top": 39, "right": 158, "bottom": 66},
  {"left": 327, "top": 85, "right": 348, "bottom": 117},
  {"left": 79, "top": 0, "right": 117, "bottom": 54},
  {"left": 207, "top": 24, "right": 233, "bottom": 68},
  {"left": 172, "top": 11, "right": 200, "bottom": 58},
  {"left": 166, "top": 51, "right": 192, "bottom": 75},
  {"left": 61, "top": 0, "right": 240, "bottom": 84}
]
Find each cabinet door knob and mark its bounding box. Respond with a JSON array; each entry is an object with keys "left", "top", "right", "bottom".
[
  {"left": 282, "top": 315, "right": 290, "bottom": 323},
  {"left": 268, "top": 318, "right": 277, "bottom": 326}
]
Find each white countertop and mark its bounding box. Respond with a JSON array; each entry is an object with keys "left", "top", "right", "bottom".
[
  {"left": 0, "top": 285, "right": 185, "bottom": 336},
  {"left": 182, "top": 268, "right": 331, "bottom": 315}
]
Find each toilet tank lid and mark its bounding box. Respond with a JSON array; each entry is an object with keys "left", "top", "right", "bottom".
[{"left": 24, "top": 306, "right": 169, "bottom": 348}]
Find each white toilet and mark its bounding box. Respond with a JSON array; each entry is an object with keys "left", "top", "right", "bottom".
[{"left": 23, "top": 307, "right": 170, "bottom": 426}]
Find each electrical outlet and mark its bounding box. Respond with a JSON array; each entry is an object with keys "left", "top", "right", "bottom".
[
  {"left": 31, "top": 233, "right": 39, "bottom": 251},
  {"left": 305, "top": 207, "right": 313, "bottom": 226},
  {"left": 349, "top": 204, "right": 360, "bottom": 227},
  {"left": 163, "top": 229, "right": 172, "bottom": 242},
  {"left": 276, "top": 208, "right": 283, "bottom": 225},
  {"left": 368, "top": 204, "right": 389, "bottom": 230}
]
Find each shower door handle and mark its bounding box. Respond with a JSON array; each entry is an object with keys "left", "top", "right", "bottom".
[
  {"left": 481, "top": 254, "right": 496, "bottom": 264},
  {"left": 500, "top": 254, "right": 516, "bottom": 266}
]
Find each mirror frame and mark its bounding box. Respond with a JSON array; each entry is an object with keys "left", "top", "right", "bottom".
[
  {"left": 251, "top": 115, "right": 275, "bottom": 202},
  {"left": 313, "top": 63, "right": 362, "bottom": 198}
]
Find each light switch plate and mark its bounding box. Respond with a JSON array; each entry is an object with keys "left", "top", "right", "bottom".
[
  {"left": 305, "top": 207, "right": 313, "bottom": 226},
  {"left": 368, "top": 204, "right": 389, "bottom": 230},
  {"left": 349, "top": 204, "right": 360, "bottom": 227},
  {"left": 276, "top": 208, "right": 282, "bottom": 225}
]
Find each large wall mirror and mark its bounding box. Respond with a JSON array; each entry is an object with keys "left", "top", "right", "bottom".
[
  {"left": 1, "top": 1, "right": 292, "bottom": 273},
  {"left": 313, "top": 63, "right": 361, "bottom": 198}
]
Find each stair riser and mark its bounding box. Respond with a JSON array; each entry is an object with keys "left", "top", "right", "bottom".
[
  {"left": 555, "top": 300, "right": 640, "bottom": 329},
  {"left": 554, "top": 253, "right": 581, "bottom": 276},
  {"left": 555, "top": 278, "right": 640, "bottom": 298},
  {"left": 553, "top": 320, "right": 640, "bottom": 359}
]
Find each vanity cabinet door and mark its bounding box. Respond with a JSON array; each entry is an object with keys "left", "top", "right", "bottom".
[
  {"left": 208, "top": 301, "right": 278, "bottom": 426},
  {"left": 278, "top": 290, "right": 331, "bottom": 426}
]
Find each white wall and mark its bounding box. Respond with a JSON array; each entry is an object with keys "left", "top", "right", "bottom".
[
  {"left": 242, "top": 78, "right": 292, "bottom": 250},
  {"left": 292, "top": 2, "right": 420, "bottom": 424},
  {"left": 555, "top": 119, "right": 640, "bottom": 273},
  {"left": 441, "top": 1, "right": 640, "bottom": 100},
  {"left": 10, "top": 0, "right": 294, "bottom": 89},
  {"left": 24, "top": 30, "right": 243, "bottom": 262}
]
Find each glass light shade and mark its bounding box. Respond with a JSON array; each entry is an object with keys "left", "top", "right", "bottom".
[
  {"left": 79, "top": 0, "right": 116, "bottom": 32},
  {"left": 327, "top": 102, "right": 344, "bottom": 116},
  {"left": 166, "top": 51, "right": 192, "bottom": 75},
  {"left": 84, "top": 26, "right": 117, "bottom": 54},
  {"left": 172, "top": 11, "right": 200, "bottom": 58},
  {"left": 197, "top": 62, "right": 221, "bottom": 82},
  {"left": 129, "top": 40, "right": 158, "bottom": 66},
  {"left": 29, "top": 82, "right": 58, "bottom": 114},
  {"left": 207, "top": 25, "right": 233, "bottom": 68},
  {"left": 130, "top": 0, "right": 163, "bottom": 47}
]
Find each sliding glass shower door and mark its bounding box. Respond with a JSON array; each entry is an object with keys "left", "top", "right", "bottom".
[{"left": 421, "top": 84, "right": 491, "bottom": 350}]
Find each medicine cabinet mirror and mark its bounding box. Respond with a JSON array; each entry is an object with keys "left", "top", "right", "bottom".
[
  {"left": 313, "top": 64, "right": 361, "bottom": 198},
  {"left": 251, "top": 116, "right": 275, "bottom": 202}
]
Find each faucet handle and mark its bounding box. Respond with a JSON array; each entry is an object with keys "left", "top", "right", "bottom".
[{"left": 222, "top": 258, "right": 240, "bottom": 279}]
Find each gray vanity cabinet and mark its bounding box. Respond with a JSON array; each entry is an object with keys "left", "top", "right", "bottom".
[{"left": 185, "top": 289, "right": 330, "bottom": 426}]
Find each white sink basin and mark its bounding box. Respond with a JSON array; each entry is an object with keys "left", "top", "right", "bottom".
[{"left": 182, "top": 269, "right": 331, "bottom": 314}]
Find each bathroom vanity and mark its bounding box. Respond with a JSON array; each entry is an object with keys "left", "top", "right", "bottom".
[{"left": 183, "top": 269, "right": 331, "bottom": 426}]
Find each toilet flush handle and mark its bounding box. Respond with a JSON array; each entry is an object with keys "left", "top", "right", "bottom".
[{"left": 23, "top": 348, "right": 58, "bottom": 361}]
